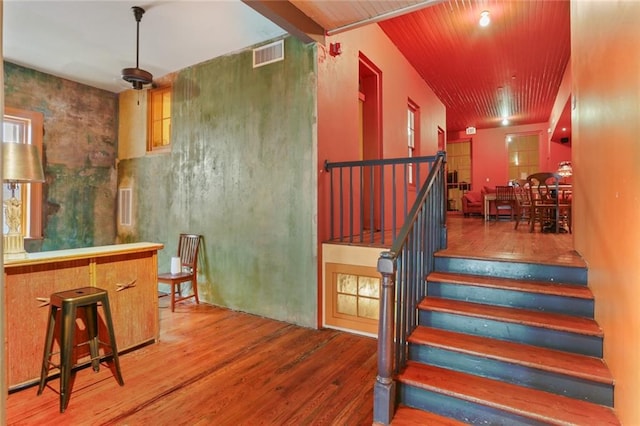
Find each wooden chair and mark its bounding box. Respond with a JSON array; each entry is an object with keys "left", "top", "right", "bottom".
[
  {"left": 494, "top": 185, "right": 516, "bottom": 220},
  {"left": 158, "top": 234, "right": 201, "bottom": 312},
  {"left": 513, "top": 180, "right": 532, "bottom": 230},
  {"left": 526, "top": 173, "right": 570, "bottom": 233}
]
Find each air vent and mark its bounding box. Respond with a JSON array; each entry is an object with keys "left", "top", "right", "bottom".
[
  {"left": 253, "top": 40, "right": 284, "bottom": 68},
  {"left": 119, "top": 188, "right": 132, "bottom": 226}
]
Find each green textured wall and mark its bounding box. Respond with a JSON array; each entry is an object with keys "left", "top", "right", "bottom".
[
  {"left": 119, "top": 37, "right": 318, "bottom": 327},
  {"left": 3, "top": 62, "right": 118, "bottom": 250}
]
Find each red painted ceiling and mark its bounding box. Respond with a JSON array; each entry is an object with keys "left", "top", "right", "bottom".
[{"left": 377, "top": 0, "right": 571, "bottom": 134}]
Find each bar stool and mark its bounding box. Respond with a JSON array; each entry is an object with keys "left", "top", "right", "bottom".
[{"left": 37, "top": 287, "right": 124, "bottom": 412}]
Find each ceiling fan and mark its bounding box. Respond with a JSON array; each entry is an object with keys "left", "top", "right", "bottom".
[{"left": 121, "top": 6, "right": 153, "bottom": 90}]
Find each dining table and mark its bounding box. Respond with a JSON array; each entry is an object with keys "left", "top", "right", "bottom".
[
  {"left": 484, "top": 184, "right": 572, "bottom": 227},
  {"left": 530, "top": 184, "right": 572, "bottom": 233}
]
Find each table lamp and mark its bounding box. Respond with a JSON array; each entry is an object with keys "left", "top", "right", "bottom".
[
  {"left": 557, "top": 161, "right": 572, "bottom": 178},
  {"left": 3, "top": 142, "right": 45, "bottom": 259}
]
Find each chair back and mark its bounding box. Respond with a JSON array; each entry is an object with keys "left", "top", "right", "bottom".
[
  {"left": 526, "top": 172, "right": 560, "bottom": 204},
  {"left": 177, "top": 234, "right": 201, "bottom": 273},
  {"left": 512, "top": 180, "right": 531, "bottom": 206},
  {"left": 495, "top": 185, "right": 515, "bottom": 202}
]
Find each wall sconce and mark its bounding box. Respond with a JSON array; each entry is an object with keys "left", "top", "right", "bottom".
[
  {"left": 3, "top": 142, "right": 45, "bottom": 259},
  {"left": 329, "top": 42, "right": 342, "bottom": 57},
  {"left": 557, "top": 161, "right": 572, "bottom": 177}
]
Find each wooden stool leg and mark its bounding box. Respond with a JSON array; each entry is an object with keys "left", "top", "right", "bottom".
[
  {"left": 59, "top": 304, "right": 77, "bottom": 413},
  {"left": 101, "top": 296, "right": 124, "bottom": 386},
  {"left": 85, "top": 304, "right": 101, "bottom": 372},
  {"left": 37, "top": 305, "right": 58, "bottom": 395}
]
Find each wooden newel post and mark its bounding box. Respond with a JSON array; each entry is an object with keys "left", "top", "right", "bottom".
[{"left": 373, "top": 252, "right": 396, "bottom": 425}]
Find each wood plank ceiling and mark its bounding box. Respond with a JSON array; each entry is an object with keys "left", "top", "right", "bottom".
[{"left": 290, "top": 0, "right": 571, "bottom": 136}]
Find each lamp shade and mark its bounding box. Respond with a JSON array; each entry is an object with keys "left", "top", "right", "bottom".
[
  {"left": 557, "top": 161, "right": 572, "bottom": 178},
  {"left": 3, "top": 142, "right": 45, "bottom": 183}
]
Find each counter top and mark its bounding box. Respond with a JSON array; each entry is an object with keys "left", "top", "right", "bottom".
[
  {"left": 4, "top": 242, "right": 164, "bottom": 268},
  {"left": 4, "top": 241, "right": 164, "bottom": 389}
]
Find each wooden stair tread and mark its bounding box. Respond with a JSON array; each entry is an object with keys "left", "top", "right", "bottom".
[
  {"left": 390, "top": 405, "right": 467, "bottom": 425},
  {"left": 409, "top": 326, "right": 613, "bottom": 384},
  {"left": 428, "top": 271, "right": 592, "bottom": 300},
  {"left": 399, "top": 362, "right": 620, "bottom": 425},
  {"left": 420, "top": 297, "right": 603, "bottom": 336}
]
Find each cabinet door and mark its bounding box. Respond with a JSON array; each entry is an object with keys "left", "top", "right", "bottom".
[
  {"left": 94, "top": 250, "right": 159, "bottom": 351},
  {"left": 5, "top": 259, "right": 91, "bottom": 388}
]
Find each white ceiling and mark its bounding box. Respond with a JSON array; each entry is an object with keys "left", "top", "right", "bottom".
[{"left": 3, "top": 0, "right": 287, "bottom": 93}]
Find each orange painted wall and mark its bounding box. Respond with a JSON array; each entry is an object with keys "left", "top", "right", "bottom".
[
  {"left": 448, "top": 123, "right": 570, "bottom": 191},
  {"left": 571, "top": 1, "right": 640, "bottom": 424},
  {"left": 317, "top": 23, "right": 446, "bottom": 243}
]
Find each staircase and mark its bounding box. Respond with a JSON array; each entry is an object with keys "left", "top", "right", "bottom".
[{"left": 392, "top": 253, "right": 620, "bottom": 425}]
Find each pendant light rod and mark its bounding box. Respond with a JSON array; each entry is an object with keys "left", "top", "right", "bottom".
[
  {"left": 121, "top": 5, "right": 153, "bottom": 90},
  {"left": 132, "top": 6, "right": 145, "bottom": 69}
]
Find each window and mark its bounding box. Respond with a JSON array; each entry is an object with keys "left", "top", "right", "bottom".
[
  {"left": 407, "top": 100, "right": 420, "bottom": 185},
  {"left": 507, "top": 133, "right": 539, "bottom": 180},
  {"left": 446, "top": 140, "right": 472, "bottom": 211},
  {"left": 147, "top": 86, "right": 172, "bottom": 152},
  {"left": 325, "top": 262, "right": 380, "bottom": 335},
  {"left": 2, "top": 107, "right": 44, "bottom": 239}
]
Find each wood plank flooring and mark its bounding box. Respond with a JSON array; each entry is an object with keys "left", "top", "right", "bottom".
[
  {"left": 6, "top": 214, "right": 585, "bottom": 425},
  {"left": 7, "top": 297, "right": 378, "bottom": 425},
  {"left": 343, "top": 213, "right": 583, "bottom": 268},
  {"left": 443, "top": 213, "right": 583, "bottom": 267}
]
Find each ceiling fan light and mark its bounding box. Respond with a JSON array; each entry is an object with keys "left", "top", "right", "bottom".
[
  {"left": 479, "top": 10, "right": 490, "bottom": 27},
  {"left": 122, "top": 6, "right": 153, "bottom": 90},
  {"left": 121, "top": 67, "right": 153, "bottom": 90}
]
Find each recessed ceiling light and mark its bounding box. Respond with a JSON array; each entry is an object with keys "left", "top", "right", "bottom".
[
  {"left": 479, "top": 11, "right": 490, "bottom": 27},
  {"left": 502, "top": 118, "right": 509, "bottom": 126}
]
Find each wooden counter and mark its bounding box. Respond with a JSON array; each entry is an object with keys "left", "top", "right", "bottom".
[{"left": 4, "top": 242, "right": 164, "bottom": 390}]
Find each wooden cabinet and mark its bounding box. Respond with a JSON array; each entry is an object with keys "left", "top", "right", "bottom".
[{"left": 4, "top": 242, "right": 163, "bottom": 390}]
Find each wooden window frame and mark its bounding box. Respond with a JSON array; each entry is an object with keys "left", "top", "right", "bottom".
[
  {"left": 507, "top": 132, "right": 540, "bottom": 181},
  {"left": 3, "top": 107, "right": 44, "bottom": 240},
  {"left": 147, "top": 85, "right": 172, "bottom": 153},
  {"left": 407, "top": 100, "right": 420, "bottom": 187},
  {"left": 324, "top": 262, "right": 379, "bottom": 335}
]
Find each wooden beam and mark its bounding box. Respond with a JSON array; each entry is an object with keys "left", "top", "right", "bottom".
[{"left": 242, "top": 0, "right": 325, "bottom": 45}]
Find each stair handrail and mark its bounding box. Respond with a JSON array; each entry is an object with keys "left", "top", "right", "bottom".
[
  {"left": 324, "top": 155, "right": 439, "bottom": 245},
  {"left": 373, "top": 151, "right": 447, "bottom": 424}
]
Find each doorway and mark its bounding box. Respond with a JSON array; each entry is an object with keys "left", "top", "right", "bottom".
[{"left": 358, "top": 54, "right": 382, "bottom": 231}]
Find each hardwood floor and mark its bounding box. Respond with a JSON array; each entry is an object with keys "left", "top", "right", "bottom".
[
  {"left": 7, "top": 297, "right": 378, "bottom": 425},
  {"left": 443, "top": 213, "right": 584, "bottom": 267},
  {"left": 6, "top": 214, "right": 584, "bottom": 425}
]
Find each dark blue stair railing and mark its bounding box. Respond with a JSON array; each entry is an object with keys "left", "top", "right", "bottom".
[
  {"left": 324, "top": 155, "right": 441, "bottom": 246},
  {"left": 372, "top": 151, "right": 447, "bottom": 424}
]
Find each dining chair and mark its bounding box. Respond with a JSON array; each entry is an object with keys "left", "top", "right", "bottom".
[
  {"left": 494, "top": 185, "right": 516, "bottom": 221},
  {"left": 512, "top": 180, "right": 532, "bottom": 230},
  {"left": 526, "top": 173, "right": 570, "bottom": 233},
  {"left": 158, "top": 234, "right": 202, "bottom": 312}
]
